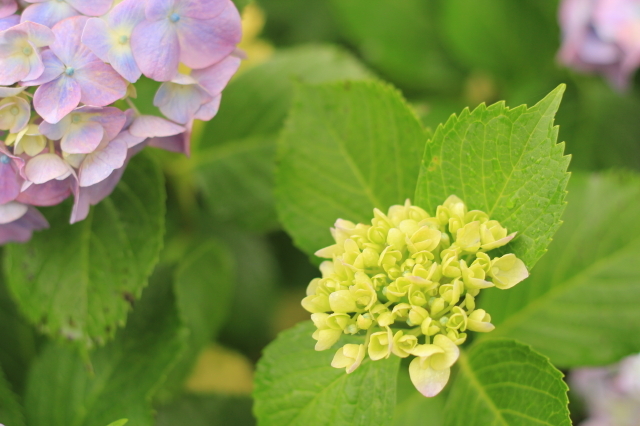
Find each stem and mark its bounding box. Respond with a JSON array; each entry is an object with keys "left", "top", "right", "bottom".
[{"left": 125, "top": 97, "right": 140, "bottom": 115}]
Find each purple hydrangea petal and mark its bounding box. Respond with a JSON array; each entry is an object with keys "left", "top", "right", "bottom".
[
  {"left": 0, "top": 53, "right": 30, "bottom": 85},
  {"left": 34, "top": 75, "right": 82, "bottom": 124},
  {"left": 0, "top": 200, "right": 27, "bottom": 224},
  {"left": 191, "top": 54, "right": 241, "bottom": 95},
  {"left": 177, "top": 4, "right": 241, "bottom": 70},
  {"left": 0, "top": 15, "right": 19, "bottom": 31},
  {"left": 65, "top": 0, "right": 112, "bottom": 17},
  {"left": 15, "top": 177, "right": 72, "bottom": 206},
  {"left": 14, "top": 21, "right": 55, "bottom": 47},
  {"left": 71, "top": 159, "right": 127, "bottom": 224},
  {"left": 0, "top": 204, "right": 48, "bottom": 244},
  {"left": 21, "top": 48, "right": 63, "bottom": 86},
  {"left": 25, "top": 153, "right": 72, "bottom": 184},
  {"left": 21, "top": 1, "right": 79, "bottom": 28},
  {"left": 131, "top": 18, "right": 179, "bottom": 81},
  {"left": 145, "top": 0, "right": 175, "bottom": 21},
  {"left": 176, "top": 0, "right": 229, "bottom": 20},
  {"left": 21, "top": 41, "right": 45, "bottom": 82},
  {"left": 194, "top": 93, "right": 221, "bottom": 121},
  {"left": 87, "top": 107, "right": 127, "bottom": 141},
  {"left": 154, "top": 78, "right": 212, "bottom": 124},
  {"left": 62, "top": 121, "right": 104, "bottom": 154},
  {"left": 147, "top": 120, "right": 192, "bottom": 156},
  {"left": 73, "top": 60, "right": 128, "bottom": 106},
  {"left": 49, "top": 15, "right": 88, "bottom": 65},
  {"left": 81, "top": 17, "right": 111, "bottom": 60},
  {"left": 0, "top": 0, "right": 17, "bottom": 19},
  {"left": 0, "top": 147, "right": 23, "bottom": 204},
  {"left": 78, "top": 138, "right": 127, "bottom": 187},
  {"left": 130, "top": 114, "right": 185, "bottom": 138},
  {"left": 115, "top": 129, "right": 146, "bottom": 148}
]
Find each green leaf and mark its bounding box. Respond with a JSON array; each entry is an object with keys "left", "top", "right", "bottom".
[
  {"left": 276, "top": 80, "right": 428, "bottom": 256},
  {"left": 0, "top": 366, "right": 25, "bottom": 426},
  {"left": 254, "top": 321, "right": 400, "bottom": 426},
  {"left": 105, "top": 420, "right": 128, "bottom": 426},
  {"left": 23, "top": 264, "right": 186, "bottom": 426},
  {"left": 393, "top": 367, "right": 445, "bottom": 426},
  {"left": 445, "top": 340, "right": 570, "bottom": 426},
  {"left": 155, "top": 394, "right": 255, "bottom": 426},
  {"left": 480, "top": 172, "right": 640, "bottom": 366},
  {"left": 0, "top": 263, "right": 38, "bottom": 394},
  {"left": 162, "top": 241, "right": 235, "bottom": 394},
  {"left": 329, "top": 0, "right": 461, "bottom": 94},
  {"left": 194, "top": 45, "right": 373, "bottom": 232},
  {"left": 415, "top": 85, "right": 571, "bottom": 268},
  {"left": 3, "top": 154, "right": 166, "bottom": 348}
]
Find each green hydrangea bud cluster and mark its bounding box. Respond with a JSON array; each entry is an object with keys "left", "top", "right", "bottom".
[{"left": 301, "top": 196, "right": 529, "bottom": 397}]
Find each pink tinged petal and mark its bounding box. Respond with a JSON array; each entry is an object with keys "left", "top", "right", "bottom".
[
  {"left": 73, "top": 60, "right": 127, "bottom": 106},
  {"left": 88, "top": 107, "right": 127, "bottom": 141},
  {"left": 194, "top": 93, "right": 221, "bottom": 121},
  {"left": 154, "top": 81, "right": 211, "bottom": 124},
  {"left": 177, "top": 0, "right": 229, "bottom": 20},
  {"left": 177, "top": 4, "right": 242, "bottom": 70},
  {"left": 147, "top": 121, "right": 192, "bottom": 155},
  {"left": 130, "top": 115, "right": 185, "bottom": 138},
  {"left": 145, "top": 0, "right": 175, "bottom": 21},
  {"left": 0, "top": 86, "right": 24, "bottom": 97},
  {"left": 71, "top": 159, "right": 126, "bottom": 224},
  {"left": 0, "top": 15, "right": 18, "bottom": 31},
  {"left": 12, "top": 21, "right": 55, "bottom": 47},
  {"left": 61, "top": 121, "right": 104, "bottom": 154},
  {"left": 79, "top": 138, "right": 127, "bottom": 187},
  {"left": 409, "top": 357, "right": 450, "bottom": 398},
  {"left": 0, "top": 200, "right": 27, "bottom": 224},
  {"left": 81, "top": 18, "right": 111, "bottom": 61},
  {"left": 108, "top": 48, "right": 141, "bottom": 83},
  {"left": 0, "top": 52, "right": 31, "bottom": 85},
  {"left": 108, "top": 0, "right": 146, "bottom": 28},
  {"left": 115, "top": 129, "right": 145, "bottom": 148},
  {"left": 0, "top": 0, "right": 17, "bottom": 19},
  {"left": 131, "top": 19, "right": 179, "bottom": 81},
  {"left": 16, "top": 177, "right": 71, "bottom": 206},
  {"left": 0, "top": 205, "right": 48, "bottom": 244},
  {"left": 22, "top": 48, "right": 63, "bottom": 86},
  {"left": 39, "top": 115, "right": 68, "bottom": 140},
  {"left": 0, "top": 156, "right": 22, "bottom": 204},
  {"left": 65, "top": 0, "right": 112, "bottom": 17},
  {"left": 49, "top": 15, "right": 88, "bottom": 65},
  {"left": 34, "top": 75, "right": 81, "bottom": 123},
  {"left": 25, "top": 153, "right": 72, "bottom": 184},
  {"left": 21, "top": 41, "right": 45, "bottom": 82},
  {"left": 21, "top": 2, "right": 79, "bottom": 28},
  {"left": 192, "top": 54, "right": 241, "bottom": 96}
]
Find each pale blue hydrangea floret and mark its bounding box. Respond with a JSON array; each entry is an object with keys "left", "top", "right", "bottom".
[
  {"left": 0, "top": 0, "right": 243, "bottom": 244},
  {"left": 302, "top": 197, "right": 528, "bottom": 397}
]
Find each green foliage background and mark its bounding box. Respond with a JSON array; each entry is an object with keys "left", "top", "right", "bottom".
[{"left": 1, "top": 0, "right": 640, "bottom": 425}]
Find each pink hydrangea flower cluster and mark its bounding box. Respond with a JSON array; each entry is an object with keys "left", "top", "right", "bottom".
[
  {"left": 558, "top": 0, "right": 640, "bottom": 90},
  {"left": 0, "top": 0, "right": 242, "bottom": 244}
]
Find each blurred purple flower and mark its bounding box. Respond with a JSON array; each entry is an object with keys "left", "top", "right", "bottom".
[
  {"left": 130, "top": 0, "right": 242, "bottom": 81},
  {"left": 40, "top": 106, "right": 126, "bottom": 154},
  {"left": 0, "top": 0, "right": 17, "bottom": 19},
  {"left": 0, "top": 145, "right": 24, "bottom": 204},
  {"left": 82, "top": 0, "right": 146, "bottom": 83},
  {"left": 0, "top": 203, "right": 48, "bottom": 244},
  {"left": 26, "top": 16, "right": 127, "bottom": 124},
  {"left": 21, "top": 0, "right": 112, "bottom": 28},
  {"left": 15, "top": 176, "right": 72, "bottom": 206},
  {"left": 0, "top": 21, "right": 54, "bottom": 85},
  {"left": 0, "top": 14, "right": 19, "bottom": 31},
  {"left": 559, "top": 0, "right": 640, "bottom": 90}
]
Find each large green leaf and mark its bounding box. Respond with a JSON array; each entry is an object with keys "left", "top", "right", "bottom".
[
  {"left": 155, "top": 394, "right": 255, "bottom": 426},
  {"left": 162, "top": 241, "right": 235, "bottom": 394},
  {"left": 393, "top": 367, "right": 445, "bottom": 426},
  {"left": 0, "top": 366, "right": 25, "bottom": 426},
  {"left": 3, "top": 154, "right": 166, "bottom": 348},
  {"left": 276, "top": 80, "right": 428, "bottom": 256},
  {"left": 481, "top": 172, "right": 640, "bottom": 367},
  {"left": 445, "top": 340, "right": 570, "bottom": 426},
  {"left": 254, "top": 321, "right": 400, "bottom": 426},
  {"left": 415, "top": 85, "right": 571, "bottom": 268},
  {"left": 194, "top": 45, "right": 372, "bottom": 232},
  {"left": 24, "top": 275, "right": 187, "bottom": 426},
  {"left": 329, "top": 0, "right": 461, "bottom": 95}
]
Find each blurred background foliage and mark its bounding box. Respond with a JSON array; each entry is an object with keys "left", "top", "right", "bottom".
[{"left": 1, "top": 0, "right": 639, "bottom": 424}]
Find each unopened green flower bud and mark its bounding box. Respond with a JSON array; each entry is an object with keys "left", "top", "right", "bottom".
[
  {"left": 421, "top": 317, "right": 441, "bottom": 336},
  {"left": 408, "top": 306, "right": 429, "bottom": 326},
  {"left": 408, "top": 286, "right": 428, "bottom": 306},
  {"left": 440, "top": 278, "right": 464, "bottom": 305},
  {"left": 464, "top": 210, "right": 489, "bottom": 224},
  {"left": 356, "top": 313, "right": 373, "bottom": 330},
  {"left": 455, "top": 221, "right": 482, "bottom": 253},
  {"left": 377, "top": 310, "right": 396, "bottom": 327},
  {"left": 407, "top": 226, "right": 441, "bottom": 254},
  {"left": 443, "top": 195, "right": 467, "bottom": 219},
  {"left": 331, "top": 343, "right": 366, "bottom": 373},
  {"left": 446, "top": 306, "right": 468, "bottom": 331},
  {"left": 392, "top": 330, "right": 418, "bottom": 358},
  {"left": 429, "top": 297, "right": 446, "bottom": 316},
  {"left": 460, "top": 259, "right": 494, "bottom": 290},
  {"left": 306, "top": 278, "right": 321, "bottom": 296},
  {"left": 467, "top": 309, "right": 495, "bottom": 332},
  {"left": 351, "top": 274, "right": 377, "bottom": 310},
  {"left": 479, "top": 220, "right": 516, "bottom": 251},
  {"left": 368, "top": 328, "right": 393, "bottom": 360},
  {"left": 489, "top": 254, "right": 529, "bottom": 289},
  {"left": 326, "top": 313, "right": 352, "bottom": 330},
  {"left": 440, "top": 249, "right": 461, "bottom": 278},
  {"left": 386, "top": 227, "right": 407, "bottom": 251},
  {"left": 464, "top": 293, "right": 476, "bottom": 312},
  {"left": 301, "top": 294, "right": 331, "bottom": 313},
  {"left": 329, "top": 290, "right": 358, "bottom": 313},
  {"left": 446, "top": 329, "right": 467, "bottom": 345},
  {"left": 312, "top": 328, "right": 342, "bottom": 351},
  {"left": 392, "top": 303, "right": 412, "bottom": 319}
]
